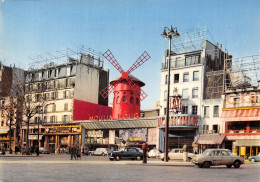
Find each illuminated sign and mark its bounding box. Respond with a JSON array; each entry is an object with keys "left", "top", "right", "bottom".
[
  {"left": 226, "top": 92, "right": 257, "bottom": 104},
  {"left": 88, "top": 113, "right": 144, "bottom": 121}
]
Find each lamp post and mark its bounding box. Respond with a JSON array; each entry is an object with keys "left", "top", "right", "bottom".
[{"left": 161, "top": 26, "right": 180, "bottom": 162}]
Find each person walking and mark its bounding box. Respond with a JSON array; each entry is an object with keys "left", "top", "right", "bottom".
[
  {"left": 77, "top": 147, "right": 81, "bottom": 160},
  {"left": 70, "top": 146, "right": 77, "bottom": 160},
  {"left": 142, "top": 141, "right": 148, "bottom": 164}
]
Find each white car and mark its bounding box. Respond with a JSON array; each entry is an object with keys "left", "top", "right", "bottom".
[
  {"left": 148, "top": 149, "right": 162, "bottom": 158},
  {"left": 160, "top": 148, "right": 195, "bottom": 161},
  {"left": 193, "top": 149, "right": 244, "bottom": 168},
  {"left": 89, "top": 148, "right": 109, "bottom": 156}
]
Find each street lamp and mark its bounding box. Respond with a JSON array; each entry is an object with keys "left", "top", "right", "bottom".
[{"left": 161, "top": 25, "right": 180, "bottom": 162}]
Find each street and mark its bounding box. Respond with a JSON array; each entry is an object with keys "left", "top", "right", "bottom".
[{"left": 0, "top": 155, "right": 259, "bottom": 182}]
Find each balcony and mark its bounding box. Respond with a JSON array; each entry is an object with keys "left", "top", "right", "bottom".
[{"left": 202, "top": 130, "right": 219, "bottom": 134}]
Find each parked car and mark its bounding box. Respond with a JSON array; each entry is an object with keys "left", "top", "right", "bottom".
[
  {"left": 39, "top": 147, "right": 50, "bottom": 154},
  {"left": 192, "top": 149, "right": 244, "bottom": 168},
  {"left": 108, "top": 147, "right": 143, "bottom": 161},
  {"left": 89, "top": 148, "right": 109, "bottom": 156},
  {"left": 248, "top": 153, "right": 260, "bottom": 162},
  {"left": 148, "top": 149, "right": 162, "bottom": 158},
  {"left": 160, "top": 148, "right": 195, "bottom": 161}
]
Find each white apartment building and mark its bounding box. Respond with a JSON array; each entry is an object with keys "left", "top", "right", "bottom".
[{"left": 159, "top": 40, "right": 230, "bottom": 152}]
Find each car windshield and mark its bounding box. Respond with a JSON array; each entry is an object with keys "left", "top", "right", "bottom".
[{"left": 202, "top": 150, "right": 211, "bottom": 156}]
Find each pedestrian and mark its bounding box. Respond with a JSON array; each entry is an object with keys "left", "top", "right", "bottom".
[
  {"left": 70, "top": 146, "right": 77, "bottom": 160},
  {"left": 77, "top": 147, "right": 81, "bottom": 160},
  {"left": 35, "top": 145, "right": 39, "bottom": 156},
  {"left": 57, "top": 147, "right": 60, "bottom": 155},
  {"left": 81, "top": 145, "right": 84, "bottom": 155},
  {"left": 30, "top": 146, "right": 34, "bottom": 155},
  {"left": 2, "top": 147, "right": 5, "bottom": 155},
  {"left": 142, "top": 141, "right": 148, "bottom": 164}
]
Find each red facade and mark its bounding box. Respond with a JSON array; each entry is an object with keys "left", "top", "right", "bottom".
[
  {"left": 73, "top": 99, "right": 112, "bottom": 120},
  {"left": 112, "top": 79, "right": 141, "bottom": 119}
]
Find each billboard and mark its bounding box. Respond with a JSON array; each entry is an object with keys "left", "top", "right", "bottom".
[{"left": 119, "top": 128, "right": 147, "bottom": 142}]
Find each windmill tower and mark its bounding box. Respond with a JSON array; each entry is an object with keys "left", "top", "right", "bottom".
[{"left": 100, "top": 49, "right": 151, "bottom": 119}]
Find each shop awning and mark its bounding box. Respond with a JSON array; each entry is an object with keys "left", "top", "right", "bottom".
[
  {"left": 0, "top": 128, "right": 9, "bottom": 134},
  {"left": 221, "top": 108, "right": 260, "bottom": 121},
  {"left": 194, "top": 135, "right": 226, "bottom": 145},
  {"left": 81, "top": 118, "right": 158, "bottom": 130}
]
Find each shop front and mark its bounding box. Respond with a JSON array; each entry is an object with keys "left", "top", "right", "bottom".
[
  {"left": 80, "top": 117, "right": 158, "bottom": 151},
  {"left": 221, "top": 108, "right": 260, "bottom": 159},
  {"left": 158, "top": 114, "right": 199, "bottom": 153},
  {"left": 43, "top": 124, "right": 82, "bottom": 153}
]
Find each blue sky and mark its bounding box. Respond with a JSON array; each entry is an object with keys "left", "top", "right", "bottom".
[{"left": 0, "top": 0, "right": 260, "bottom": 109}]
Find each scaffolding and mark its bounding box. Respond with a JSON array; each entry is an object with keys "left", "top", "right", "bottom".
[
  {"left": 224, "top": 54, "right": 260, "bottom": 92},
  {"left": 172, "top": 26, "right": 214, "bottom": 54},
  {"left": 28, "top": 45, "right": 104, "bottom": 70}
]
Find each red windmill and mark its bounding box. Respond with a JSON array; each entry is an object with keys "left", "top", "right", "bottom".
[{"left": 100, "top": 49, "right": 151, "bottom": 119}]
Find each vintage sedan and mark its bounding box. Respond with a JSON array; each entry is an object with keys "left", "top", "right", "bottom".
[
  {"left": 148, "top": 149, "right": 162, "bottom": 158},
  {"left": 193, "top": 149, "right": 244, "bottom": 168},
  {"left": 39, "top": 147, "right": 50, "bottom": 154},
  {"left": 160, "top": 149, "right": 195, "bottom": 161},
  {"left": 248, "top": 153, "right": 260, "bottom": 162},
  {"left": 108, "top": 147, "right": 143, "bottom": 161},
  {"left": 89, "top": 148, "right": 109, "bottom": 156}
]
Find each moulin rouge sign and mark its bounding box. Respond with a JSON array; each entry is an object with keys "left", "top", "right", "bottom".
[
  {"left": 226, "top": 92, "right": 258, "bottom": 104},
  {"left": 88, "top": 113, "right": 145, "bottom": 121}
]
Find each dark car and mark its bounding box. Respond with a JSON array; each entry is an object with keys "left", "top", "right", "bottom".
[
  {"left": 108, "top": 147, "right": 143, "bottom": 161},
  {"left": 39, "top": 147, "right": 50, "bottom": 154}
]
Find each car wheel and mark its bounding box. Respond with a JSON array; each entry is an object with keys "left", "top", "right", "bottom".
[
  {"left": 187, "top": 157, "right": 192, "bottom": 162},
  {"left": 109, "top": 158, "right": 114, "bottom": 161},
  {"left": 101, "top": 153, "right": 105, "bottom": 156},
  {"left": 161, "top": 158, "right": 164, "bottom": 161},
  {"left": 251, "top": 158, "right": 255, "bottom": 162},
  {"left": 89, "top": 153, "right": 92, "bottom": 156},
  {"left": 198, "top": 164, "right": 203, "bottom": 168},
  {"left": 203, "top": 161, "right": 211, "bottom": 168},
  {"left": 226, "top": 165, "right": 232, "bottom": 168},
  {"left": 136, "top": 156, "right": 141, "bottom": 161},
  {"left": 233, "top": 161, "right": 241, "bottom": 168},
  {"left": 115, "top": 156, "right": 120, "bottom": 161}
]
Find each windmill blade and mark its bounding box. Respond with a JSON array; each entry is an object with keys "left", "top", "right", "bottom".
[
  {"left": 126, "top": 79, "right": 148, "bottom": 101},
  {"left": 127, "top": 51, "right": 151, "bottom": 74},
  {"left": 103, "top": 49, "right": 124, "bottom": 73},
  {"left": 100, "top": 78, "right": 122, "bottom": 99}
]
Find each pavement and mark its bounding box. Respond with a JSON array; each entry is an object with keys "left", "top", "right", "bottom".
[{"left": 0, "top": 153, "right": 194, "bottom": 166}]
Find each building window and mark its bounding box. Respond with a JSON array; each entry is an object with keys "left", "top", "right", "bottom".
[
  {"left": 66, "top": 78, "right": 69, "bottom": 87},
  {"left": 64, "top": 115, "right": 68, "bottom": 123},
  {"left": 183, "top": 73, "right": 189, "bottom": 82},
  {"left": 52, "top": 104, "right": 56, "bottom": 112},
  {"left": 204, "top": 106, "right": 209, "bottom": 118},
  {"left": 136, "top": 98, "right": 139, "bottom": 105},
  {"left": 175, "top": 57, "right": 181, "bottom": 68},
  {"left": 182, "top": 106, "right": 188, "bottom": 114},
  {"left": 213, "top": 124, "right": 219, "bottom": 133},
  {"left": 64, "top": 103, "right": 68, "bottom": 111},
  {"left": 185, "top": 55, "right": 200, "bottom": 66},
  {"left": 164, "top": 91, "right": 168, "bottom": 101},
  {"left": 43, "top": 116, "right": 47, "bottom": 122},
  {"left": 122, "top": 96, "right": 127, "bottom": 103},
  {"left": 63, "top": 91, "right": 69, "bottom": 99},
  {"left": 165, "top": 75, "right": 168, "bottom": 84},
  {"left": 174, "top": 74, "right": 179, "bottom": 83},
  {"left": 192, "top": 88, "right": 198, "bottom": 98},
  {"left": 52, "top": 92, "right": 56, "bottom": 99},
  {"left": 192, "top": 105, "right": 197, "bottom": 114},
  {"left": 193, "top": 71, "right": 199, "bottom": 81},
  {"left": 50, "top": 116, "right": 55, "bottom": 123},
  {"left": 182, "top": 89, "right": 188, "bottom": 99},
  {"left": 213, "top": 105, "right": 219, "bottom": 117},
  {"left": 130, "top": 96, "right": 134, "bottom": 104},
  {"left": 164, "top": 108, "right": 167, "bottom": 115},
  {"left": 116, "top": 96, "right": 120, "bottom": 104},
  {"left": 203, "top": 125, "right": 209, "bottom": 132}
]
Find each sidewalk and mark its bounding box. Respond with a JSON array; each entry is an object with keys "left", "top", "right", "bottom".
[{"left": 0, "top": 153, "right": 40, "bottom": 157}]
